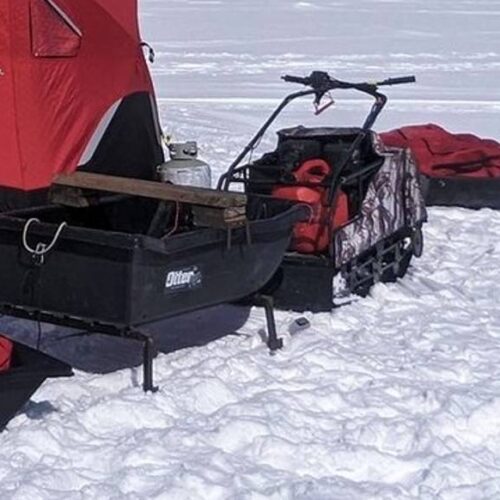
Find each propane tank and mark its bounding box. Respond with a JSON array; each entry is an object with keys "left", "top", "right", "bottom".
[{"left": 157, "top": 141, "right": 212, "bottom": 188}]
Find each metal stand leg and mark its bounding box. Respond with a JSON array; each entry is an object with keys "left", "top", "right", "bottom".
[
  {"left": 142, "top": 335, "right": 159, "bottom": 393},
  {"left": 128, "top": 330, "right": 159, "bottom": 393},
  {"left": 255, "top": 295, "right": 283, "bottom": 352}
]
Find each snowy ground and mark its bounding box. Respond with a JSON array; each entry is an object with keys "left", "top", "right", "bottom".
[{"left": 2, "top": 0, "right": 500, "bottom": 498}]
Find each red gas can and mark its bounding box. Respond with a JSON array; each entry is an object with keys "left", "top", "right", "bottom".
[
  {"left": 0, "top": 336, "right": 13, "bottom": 373},
  {"left": 273, "top": 159, "right": 349, "bottom": 254}
]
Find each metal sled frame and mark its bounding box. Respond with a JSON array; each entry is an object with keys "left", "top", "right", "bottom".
[
  {"left": 219, "top": 72, "right": 415, "bottom": 202},
  {"left": 0, "top": 294, "right": 282, "bottom": 393}
]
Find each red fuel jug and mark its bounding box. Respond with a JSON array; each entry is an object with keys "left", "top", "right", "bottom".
[
  {"left": 273, "top": 159, "right": 349, "bottom": 254},
  {"left": 0, "top": 336, "right": 13, "bottom": 373}
]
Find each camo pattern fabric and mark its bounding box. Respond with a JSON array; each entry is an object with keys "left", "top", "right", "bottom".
[{"left": 333, "top": 148, "right": 427, "bottom": 268}]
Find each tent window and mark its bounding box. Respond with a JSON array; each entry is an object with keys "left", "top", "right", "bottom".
[{"left": 30, "top": 0, "right": 82, "bottom": 58}]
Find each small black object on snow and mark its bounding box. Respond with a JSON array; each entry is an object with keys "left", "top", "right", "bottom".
[{"left": 289, "top": 317, "right": 311, "bottom": 336}]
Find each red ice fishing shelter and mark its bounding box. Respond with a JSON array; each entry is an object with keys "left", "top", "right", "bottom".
[{"left": 0, "top": 0, "right": 164, "bottom": 207}]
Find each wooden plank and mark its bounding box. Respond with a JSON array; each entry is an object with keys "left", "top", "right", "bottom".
[
  {"left": 192, "top": 206, "right": 247, "bottom": 229},
  {"left": 49, "top": 186, "right": 91, "bottom": 208},
  {"left": 55, "top": 172, "right": 247, "bottom": 209}
]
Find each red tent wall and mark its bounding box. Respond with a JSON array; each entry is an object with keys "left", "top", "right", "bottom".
[
  {"left": 0, "top": 0, "right": 162, "bottom": 192},
  {"left": 0, "top": 0, "right": 24, "bottom": 188}
]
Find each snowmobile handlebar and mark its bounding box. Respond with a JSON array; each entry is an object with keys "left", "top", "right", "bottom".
[
  {"left": 378, "top": 75, "right": 416, "bottom": 86},
  {"left": 219, "top": 71, "right": 416, "bottom": 192},
  {"left": 281, "top": 75, "right": 312, "bottom": 85},
  {"left": 282, "top": 72, "right": 416, "bottom": 91}
]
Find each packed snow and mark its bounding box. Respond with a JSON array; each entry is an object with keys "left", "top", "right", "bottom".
[{"left": 2, "top": 0, "right": 500, "bottom": 498}]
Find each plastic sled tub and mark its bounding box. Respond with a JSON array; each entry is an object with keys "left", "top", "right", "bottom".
[
  {"left": 0, "top": 342, "right": 73, "bottom": 431},
  {"left": 0, "top": 196, "right": 304, "bottom": 328}
]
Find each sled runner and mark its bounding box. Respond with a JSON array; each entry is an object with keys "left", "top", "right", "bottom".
[
  {"left": 0, "top": 338, "right": 73, "bottom": 431},
  {"left": 220, "top": 71, "right": 428, "bottom": 311}
]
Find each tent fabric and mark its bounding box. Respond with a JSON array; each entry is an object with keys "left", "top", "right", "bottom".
[
  {"left": 380, "top": 124, "right": 500, "bottom": 179},
  {"left": 30, "top": 0, "right": 82, "bottom": 58},
  {"left": 0, "top": 337, "right": 13, "bottom": 373},
  {"left": 80, "top": 92, "right": 164, "bottom": 181},
  {"left": 0, "top": 0, "right": 162, "bottom": 191}
]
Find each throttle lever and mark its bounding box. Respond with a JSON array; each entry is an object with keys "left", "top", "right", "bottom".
[{"left": 314, "top": 93, "right": 335, "bottom": 115}]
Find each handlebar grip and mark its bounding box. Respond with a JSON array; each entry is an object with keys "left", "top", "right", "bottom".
[
  {"left": 282, "top": 75, "right": 310, "bottom": 85},
  {"left": 379, "top": 76, "right": 416, "bottom": 86}
]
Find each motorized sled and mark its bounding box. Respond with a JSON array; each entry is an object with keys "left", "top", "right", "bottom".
[
  {"left": 0, "top": 337, "right": 73, "bottom": 431},
  {"left": 219, "top": 71, "right": 428, "bottom": 312}
]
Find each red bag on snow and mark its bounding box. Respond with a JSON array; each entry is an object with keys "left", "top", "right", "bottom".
[
  {"left": 381, "top": 124, "right": 500, "bottom": 178},
  {"left": 0, "top": 337, "right": 13, "bottom": 373}
]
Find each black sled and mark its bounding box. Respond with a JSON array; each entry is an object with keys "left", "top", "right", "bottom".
[
  {"left": 0, "top": 341, "right": 73, "bottom": 431},
  {"left": 220, "top": 71, "right": 428, "bottom": 312},
  {"left": 0, "top": 191, "right": 304, "bottom": 390},
  {"left": 0, "top": 195, "right": 302, "bottom": 326},
  {"left": 422, "top": 175, "right": 500, "bottom": 210}
]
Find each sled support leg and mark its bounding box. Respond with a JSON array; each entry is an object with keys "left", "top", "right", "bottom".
[
  {"left": 128, "top": 330, "right": 158, "bottom": 393},
  {"left": 142, "top": 335, "right": 158, "bottom": 393},
  {"left": 255, "top": 295, "right": 283, "bottom": 352}
]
